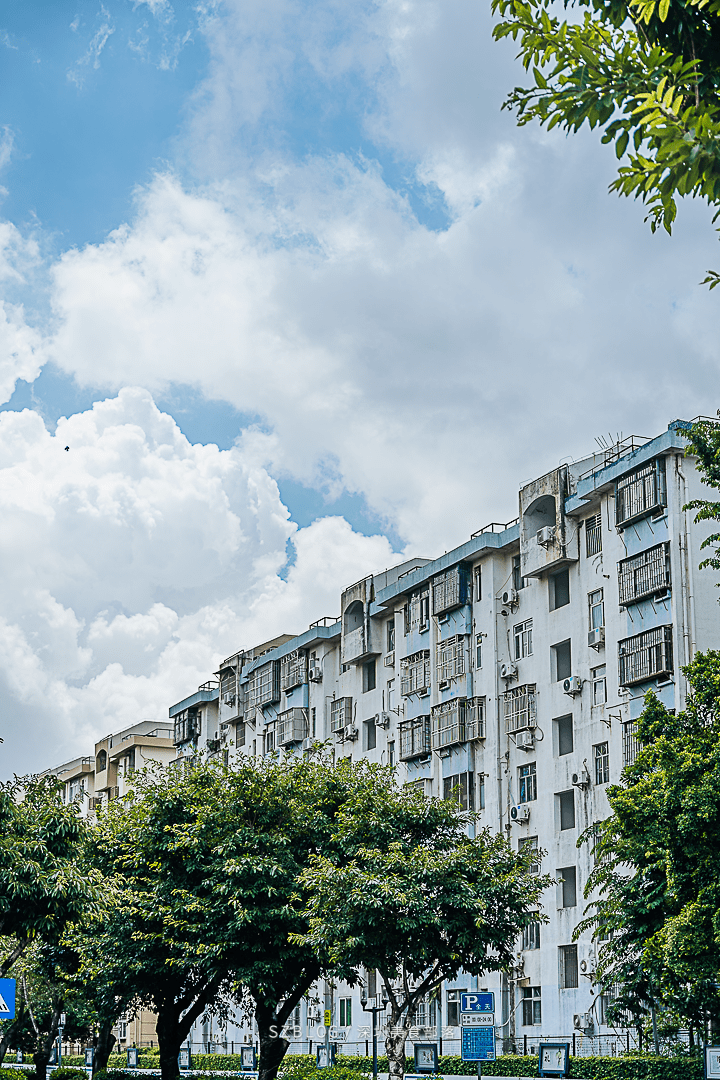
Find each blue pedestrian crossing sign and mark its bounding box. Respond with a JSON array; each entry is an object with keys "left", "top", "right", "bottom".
[
  {"left": 0, "top": 979, "right": 16, "bottom": 1020},
  {"left": 460, "top": 993, "right": 494, "bottom": 1013}
]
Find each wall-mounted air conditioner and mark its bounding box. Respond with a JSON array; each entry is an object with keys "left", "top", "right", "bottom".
[
  {"left": 502, "top": 588, "right": 518, "bottom": 606},
  {"left": 375, "top": 712, "right": 391, "bottom": 728},
  {"left": 344, "top": 724, "right": 359, "bottom": 741},
  {"left": 516, "top": 729, "right": 535, "bottom": 752},
  {"left": 309, "top": 664, "right": 323, "bottom": 681},
  {"left": 536, "top": 526, "right": 556, "bottom": 547},
  {"left": 573, "top": 1013, "right": 593, "bottom": 1031},
  {"left": 563, "top": 675, "right": 583, "bottom": 696},
  {"left": 500, "top": 661, "right": 518, "bottom": 680},
  {"left": 572, "top": 765, "right": 591, "bottom": 789},
  {"left": 510, "top": 804, "right": 530, "bottom": 824},
  {"left": 588, "top": 627, "right": 605, "bottom": 649}
]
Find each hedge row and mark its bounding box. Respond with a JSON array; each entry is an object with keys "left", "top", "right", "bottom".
[{"left": 475, "top": 1054, "right": 703, "bottom": 1079}]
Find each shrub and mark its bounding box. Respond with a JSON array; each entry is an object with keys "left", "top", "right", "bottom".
[
  {"left": 49, "top": 1069, "right": 88, "bottom": 1080},
  {"left": 0, "top": 1069, "right": 28, "bottom": 1080},
  {"left": 476, "top": 1053, "right": 703, "bottom": 1079}
]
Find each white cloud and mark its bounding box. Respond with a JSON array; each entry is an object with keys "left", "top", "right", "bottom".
[{"left": 0, "top": 390, "right": 397, "bottom": 776}]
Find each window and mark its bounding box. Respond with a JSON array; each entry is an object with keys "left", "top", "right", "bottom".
[
  {"left": 556, "top": 714, "right": 573, "bottom": 756},
  {"left": 594, "top": 742, "right": 610, "bottom": 784},
  {"left": 504, "top": 684, "right": 537, "bottom": 734},
  {"left": 174, "top": 708, "right": 200, "bottom": 745},
  {"left": 388, "top": 740, "right": 395, "bottom": 766},
  {"left": 311, "top": 707, "right": 316, "bottom": 737},
  {"left": 514, "top": 619, "right": 533, "bottom": 660},
  {"left": 330, "top": 697, "right": 353, "bottom": 732},
  {"left": 559, "top": 944, "right": 579, "bottom": 988},
  {"left": 553, "top": 640, "right": 572, "bottom": 682},
  {"left": 443, "top": 772, "right": 474, "bottom": 811},
  {"left": 339, "top": 999, "right": 352, "bottom": 1027},
  {"left": 558, "top": 790, "right": 576, "bottom": 831},
  {"left": 623, "top": 721, "right": 639, "bottom": 766},
  {"left": 512, "top": 554, "right": 526, "bottom": 591},
  {"left": 518, "top": 762, "right": 537, "bottom": 803},
  {"left": 432, "top": 565, "right": 470, "bottom": 614},
  {"left": 549, "top": 568, "right": 570, "bottom": 610},
  {"left": 387, "top": 679, "right": 395, "bottom": 711},
  {"left": 478, "top": 774, "right": 485, "bottom": 810},
  {"left": 619, "top": 626, "right": 674, "bottom": 686},
  {"left": 248, "top": 660, "right": 281, "bottom": 709},
  {"left": 588, "top": 589, "right": 604, "bottom": 631},
  {"left": 585, "top": 513, "right": 602, "bottom": 556},
  {"left": 618, "top": 542, "right": 671, "bottom": 606},
  {"left": 436, "top": 635, "right": 466, "bottom": 683},
  {"left": 237, "top": 721, "right": 246, "bottom": 747},
  {"left": 280, "top": 650, "right": 307, "bottom": 692},
  {"left": 522, "top": 922, "right": 541, "bottom": 952},
  {"left": 96, "top": 750, "right": 107, "bottom": 772},
  {"left": 431, "top": 697, "right": 485, "bottom": 748},
  {"left": 363, "top": 659, "right": 377, "bottom": 693},
  {"left": 365, "top": 717, "right": 377, "bottom": 751},
  {"left": 522, "top": 987, "right": 541, "bottom": 1024},
  {"left": 404, "top": 589, "right": 430, "bottom": 634},
  {"left": 264, "top": 727, "right": 276, "bottom": 755},
  {"left": 592, "top": 665, "right": 607, "bottom": 705},
  {"left": 446, "top": 990, "right": 464, "bottom": 1027},
  {"left": 557, "top": 866, "right": 577, "bottom": 907},
  {"left": 519, "top": 835, "right": 540, "bottom": 874},
  {"left": 387, "top": 620, "right": 395, "bottom": 654},
  {"left": 474, "top": 565, "right": 482, "bottom": 602},
  {"left": 476, "top": 634, "right": 483, "bottom": 668}
]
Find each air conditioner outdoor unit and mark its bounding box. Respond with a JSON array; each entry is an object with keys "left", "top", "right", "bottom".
[
  {"left": 344, "top": 724, "right": 359, "bottom": 741},
  {"left": 502, "top": 588, "right": 518, "bottom": 606},
  {"left": 223, "top": 694, "right": 235, "bottom": 707},
  {"left": 573, "top": 1013, "right": 593, "bottom": 1031},
  {"left": 588, "top": 627, "right": 605, "bottom": 649},
  {"left": 384, "top": 652, "right": 395, "bottom": 667},
  {"left": 536, "top": 525, "right": 556, "bottom": 547},
  {"left": 510, "top": 804, "right": 530, "bottom": 824},
  {"left": 309, "top": 664, "right": 323, "bottom": 681},
  {"left": 563, "top": 675, "right": 583, "bottom": 695},
  {"left": 516, "top": 729, "right": 535, "bottom": 752},
  {"left": 376, "top": 712, "right": 391, "bottom": 728},
  {"left": 500, "top": 661, "right": 518, "bottom": 680},
  {"left": 572, "top": 765, "right": 591, "bottom": 789}
]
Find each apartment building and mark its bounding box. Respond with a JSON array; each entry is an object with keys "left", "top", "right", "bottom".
[{"left": 166, "top": 420, "right": 719, "bottom": 1056}]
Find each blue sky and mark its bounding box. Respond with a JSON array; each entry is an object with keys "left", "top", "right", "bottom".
[{"left": 0, "top": 0, "right": 718, "bottom": 774}]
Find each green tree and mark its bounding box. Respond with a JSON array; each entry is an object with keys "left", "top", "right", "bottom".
[
  {"left": 298, "top": 783, "right": 551, "bottom": 1080},
  {"left": 579, "top": 651, "right": 720, "bottom": 1039},
  {"left": 682, "top": 415, "right": 720, "bottom": 586},
  {"left": 491, "top": 0, "right": 720, "bottom": 243}
]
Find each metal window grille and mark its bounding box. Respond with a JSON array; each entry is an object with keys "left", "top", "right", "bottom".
[
  {"left": 236, "top": 722, "right": 246, "bottom": 747},
  {"left": 431, "top": 697, "right": 485, "bottom": 749},
  {"left": 615, "top": 458, "right": 667, "bottom": 527},
  {"left": 436, "top": 635, "right": 466, "bottom": 683},
  {"left": 618, "top": 625, "right": 673, "bottom": 686},
  {"left": 248, "top": 661, "right": 281, "bottom": 709},
  {"left": 219, "top": 669, "right": 236, "bottom": 701},
  {"left": 400, "top": 650, "right": 431, "bottom": 695},
  {"left": 431, "top": 564, "right": 469, "bottom": 615},
  {"left": 398, "top": 715, "right": 431, "bottom": 759},
  {"left": 559, "top": 944, "right": 579, "bottom": 989},
  {"left": 504, "top": 684, "right": 537, "bottom": 734},
  {"left": 330, "top": 697, "right": 353, "bottom": 732},
  {"left": 280, "top": 650, "right": 307, "bottom": 691},
  {"left": 585, "top": 514, "right": 602, "bottom": 556},
  {"left": 622, "top": 721, "right": 639, "bottom": 766},
  {"left": 405, "top": 589, "right": 430, "bottom": 633},
  {"left": 618, "top": 542, "right": 671, "bottom": 606},
  {"left": 277, "top": 708, "right": 308, "bottom": 745}
]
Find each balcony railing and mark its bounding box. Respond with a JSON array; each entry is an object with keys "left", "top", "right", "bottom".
[
  {"left": 277, "top": 708, "right": 308, "bottom": 746},
  {"left": 615, "top": 458, "right": 666, "bottom": 528},
  {"left": 432, "top": 565, "right": 469, "bottom": 615},
  {"left": 431, "top": 698, "right": 485, "bottom": 750},
  {"left": 341, "top": 625, "right": 367, "bottom": 665},
  {"left": 619, "top": 625, "right": 673, "bottom": 686},
  {"left": 280, "top": 650, "right": 307, "bottom": 691},
  {"left": 436, "top": 636, "right": 466, "bottom": 684},
  {"left": 400, "top": 650, "right": 431, "bottom": 696},
  {"left": 618, "top": 543, "right": 671, "bottom": 606}
]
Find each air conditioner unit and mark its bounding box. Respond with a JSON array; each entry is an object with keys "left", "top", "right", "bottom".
[
  {"left": 376, "top": 712, "right": 391, "bottom": 728},
  {"left": 502, "top": 588, "right": 518, "bottom": 606},
  {"left": 510, "top": 804, "right": 530, "bottom": 823},
  {"left": 384, "top": 652, "right": 395, "bottom": 667},
  {"left": 572, "top": 766, "right": 591, "bottom": 789},
  {"left": 344, "top": 724, "right": 359, "bottom": 741},
  {"left": 573, "top": 1013, "right": 593, "bottom": 1031},
  {"left": 588, "top": 627, "right": 605, "bottom": 649},
  {"left": 563, "top": 675, "right": 583, "bottom": 695},
  {"left": 223, "top": 694, "right": 235, "bottom": 707},
  {"left": 516, "top": 729, "right": 535, "bottom": 751},
  {"left": 536, "top": 525, "right": 556, "bottom": 547},
  {"left": 500, "top": 661, "right": 518, "bottom": 680},
  {"left": 309, "top": 664, "right": 323, "bottom": 681}
]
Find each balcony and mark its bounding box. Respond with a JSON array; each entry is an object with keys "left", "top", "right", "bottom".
[
  {"left": 400, "top": 651, "right": 431, "bottom": 696},
  {"left": 277, "top": 708, "right": 308, "bottom": 746},
  {"left": 399, "top": 716, "right": 431, "bottom": 760},
  {"left": 341, "top": 625, "right": 368, "bottom": 665},
  {"left": 504, "top": 685, "right": 537, "bottom": 734},
  {"left": 618, "top": 543, "right": 671, "bottom": 606},
  {"left": 619, "top": 625, "right": 673, "bottom": 686},
  {"left": 615, "top": 458, "right": 667, "bottom": 528},
  {"left": 431, "top": 698, "right": 485, "bottom": 750}
]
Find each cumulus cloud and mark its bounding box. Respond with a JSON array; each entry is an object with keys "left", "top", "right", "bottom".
[{"left": 0, "top": 390, "right": 397, "bottom": 776}]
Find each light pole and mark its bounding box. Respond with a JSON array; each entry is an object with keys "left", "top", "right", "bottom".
[{"left": 360, "top": 990, "right": 387, "bottom": 1080}]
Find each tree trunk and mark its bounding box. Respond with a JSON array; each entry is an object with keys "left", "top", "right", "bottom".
[
  {"left": 255, "top": 1000, "right": 289, "bottom": 1080},
  {"left": 93, "top": 1019, "right": 117, "bottom": 1075},
  {"left": 156, "top": 1008, "right": 182, "bottom": 1080},
  {"left": 384, "top": 1016, "right": 409, "bottom": 1080},
  {"left": 33, "top": 1047, "right": 52, "bottom": 1080},
  {"left": 0, "top": 1012, "right": 21, "bottom": 1066}
]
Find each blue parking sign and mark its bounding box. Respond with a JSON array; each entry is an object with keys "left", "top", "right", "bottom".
[
  {"left": 460, "top": 993, "right": 494, "bottom": 1014},
  {"left": 0, "top": 979, "right": 16, "bottom": 1020}
]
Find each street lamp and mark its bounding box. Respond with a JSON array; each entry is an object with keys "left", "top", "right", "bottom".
[{"left": 360, "top": 988, "right": 388, "bottom": 1080}]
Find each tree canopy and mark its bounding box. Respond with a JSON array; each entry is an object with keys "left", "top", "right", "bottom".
[
  {"left": 492, "top": 0, "right": 720, "bottom": 242},
  {"left": 682, "top": 415, "right": 720, "bottom": 582},
  {"left": 580, "top": 650, "right": 720, "bottom": 1038}
]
